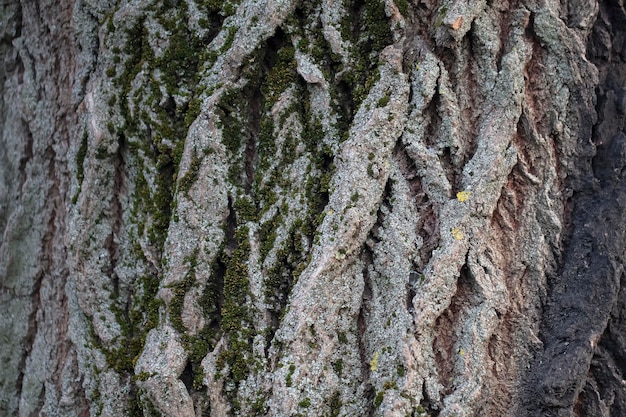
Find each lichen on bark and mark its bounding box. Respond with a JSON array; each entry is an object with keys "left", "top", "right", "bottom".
[{"left": 2, "top": 0, "right": 626, "bottom": 416}]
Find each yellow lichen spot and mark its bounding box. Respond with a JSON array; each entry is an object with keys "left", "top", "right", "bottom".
[
  {"left": 456, "top": 190, "right": 471, "bottom": 202},
  {"left": 451, "top": 227, "right": 464, "bottom": 240},
  {"left": 459, "top": 348, "right": 465, "bottom": 356},
  {"left": 370, "top": 351, "right": 379, "bottom": 372}
]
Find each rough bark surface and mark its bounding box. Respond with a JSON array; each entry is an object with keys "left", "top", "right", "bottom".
[{"left": 1, "top": 0, "right": 625, "bottom": 416}]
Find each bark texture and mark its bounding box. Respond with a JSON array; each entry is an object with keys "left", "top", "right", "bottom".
[{"left": 1, "top": 0, "right": 625, "bottom": 416}]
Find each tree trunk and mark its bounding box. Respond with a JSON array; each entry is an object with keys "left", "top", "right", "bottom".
[{"left": 1, "top": 0, "right": 625, "bottom": 416}]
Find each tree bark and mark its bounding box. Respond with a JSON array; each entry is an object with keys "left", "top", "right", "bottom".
[{"left": 1, "top": 0, "right": 625, "bottom": 416}]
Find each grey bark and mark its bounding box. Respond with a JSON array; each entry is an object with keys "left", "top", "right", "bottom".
[{"left": 1, "top": 0, "right": 625, "bottom": 416}]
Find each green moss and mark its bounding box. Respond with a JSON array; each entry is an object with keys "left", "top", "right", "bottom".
[
  {"left": 216, "top": 331, "right": 253, "bottom": 384},
  {"left": 264, "top": 218, "right": 311, "bottom": 324},
  {"left": 286, "top": 363, "right": 296, "bottom": 387},
  {"left": 111, "top": 13, "right": 188, "bottom": 248},
  {"left": 416, "top": 404, "right": 427, "bottom": 414},
  {"left": 96, "top": 268, "right": 162, "bottom": 377},
  {"left": 220, "top": 26, "right": 237, "bottom": 53},
  {"left": 362, "top": 0, "right": 393, "bottom": 51},
  {"left": 222, "top": 1, "right": 238, "bottom": 17},
  {"left": 337, "top": 0, "right": 391, "bottom": 111},
  {"left": 127, "top": 395, "right": 146, "bottom": 417},
  {"left": 92, "top": 5, "right": 235, "bottom": 411},
  {"left": 332, "top": 359, "right": 343, "bottom": 377},
  {"left": 383, "top": 380, "right": 398, "bottom": 390},
  {"left": 250, "top": 395, "right": 267, "bottom": 414},
  {"left": 135, "top": 371, "right": 152, "bottom": 382},
  {"left": 159, "top": 25, "right": 202, "bottom": 93},
  {"left": 177, "top": 154, "right": 202, "bottom": 194},
  {"left": 161, "top": 246, "right": 221, "bottom": 392},
  {"left": 262, "top": 44, "right": 297, "bottom": 106},
  {"left": 374, "top": 391, "right": 384, "bottom": 408},
  {"left": 377, "top": 92, "right": 391, "bottom": 107},
  {"left": 192, "top": 364, "right": 205, "bottom": 390},
  {"left": 327, "top": 391, "right": 342, "bottom": 417},
  {"left": 198, "top": 18, "right": 210, "bottom": 29},
  {"left": 217, "top": 88, "right": 247, "bottom": 155},
  {"left": 185, "top": 97, "right": 202, "bottom": 128},
  {"left": 298, "top": 398, "right": 311, "bottom": 408},
  {"left": 215, "top": 225, "right": 256, "bottom": 394},
  {"left": 76, "top": 130, "right": 88, "bottom": 184},
  {"left": 108, "top": 1, "right": 217, "bottom": 254},
  {"left": 259, "top": 212, "right": 281, "bottom": 260},
  {"left": 138, "top": 390, "right": 164, "bottom": 417},
  {"left": 221, "top": 226, "right": 251, "bottom": 330},
  {"left": 395, "top": 0, "right": 409, "bottom": 17},
  {"left": 301, "top": 116, "right": 323, "bottom": 149},
  {"left": 195, "top": 0, "right": 225, "bottom": 11},
  {"left": 396, "top": 363, "right": 406, "bottom": 377},
  {"left": 234, "top": 195, "right": 258, "bottom": 223},
  {"left": 149, "top": 171, "right": 175, "bottom": 249},
  {"left": 200, "top": 258, "right": 224, "bottom": 326},
  {"left": 297, "top": 37, "right": 309, "bottom": 51},
  {"left": 91, "top": 385, "right": 103, "bottom": 416},
  {"left": 257, "top": 117, "right": 276, "bottom": 172},
  {"left": 167, "top": 248, "right": 199, "bottom": 332}
]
